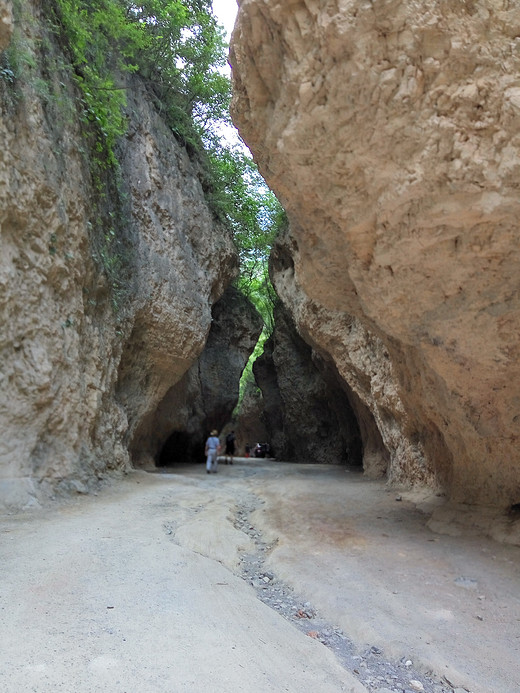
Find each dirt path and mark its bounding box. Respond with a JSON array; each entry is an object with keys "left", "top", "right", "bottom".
[{"left": 1, "top": 460, "right": 519, "bottom": 693}]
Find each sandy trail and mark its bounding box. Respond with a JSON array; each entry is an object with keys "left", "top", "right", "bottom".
[{"left": 1, "top": 459, "right": 519, "bottom": 693}]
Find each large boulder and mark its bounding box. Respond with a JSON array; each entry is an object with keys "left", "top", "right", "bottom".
[{"left": 231, "top": 0, "right": 520, "bottom": 506}]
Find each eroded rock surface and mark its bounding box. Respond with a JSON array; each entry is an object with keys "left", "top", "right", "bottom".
[
  {"left": 233, "top": 380, "right": 269, "bottom": 456},
  {"left": 270, "top": 234, "right": 431, "bottom": 484},
  {"left": 231, "top": 0, "right": 520, "bottom": 507},
  {"left": 0, "top": 2, "right": 12, "bottom": 52},
  {"left": 133, "top": 286, "right": 263, "bottom": 467},
  {"left": 253, "top": 302, "right": 363, "bottom": 466},
  {"left": 0, "top": 3, "right": 236, "bottom": 508}
]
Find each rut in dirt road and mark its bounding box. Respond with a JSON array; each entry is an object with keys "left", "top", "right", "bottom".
[
  {"left": 231, "top": 494, "right": 455, "bottom": 693},
  {"left": 159, "top": 459, "right": 519, "bottom": 693}
]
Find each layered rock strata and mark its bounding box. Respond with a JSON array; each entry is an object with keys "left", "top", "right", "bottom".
[
  {"left": 0, "top": 3, "right": 236, "bottom": 508},
  {"left": 231, "top": 0, "right": 520, "bottom": 506},
  {"left": 253, "top": 302, "right": 363, "bottom": 466}
]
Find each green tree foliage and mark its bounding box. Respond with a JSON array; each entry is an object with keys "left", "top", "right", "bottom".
[
  {"left": 44, "top": 0, "right": 282, "bottom": 273},
  {"left": 48, "top": 0, "right": 230, "bottom": 164},
  {"left": 208, "top": 148, "right": 282, "bottom": 269},
  {"left": 49, "top": 0, "right": 142, "bottom": 165},
  {"left": 214, "top": 147, "right": 287, "bottom": 340},
  {"left": 125, "top": 1, "right": 230, "bottom": 144},
  {"left": 226, "top": 158, "right": 286, "bottom": 415}
]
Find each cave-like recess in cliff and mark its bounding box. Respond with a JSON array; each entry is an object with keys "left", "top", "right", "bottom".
[{"left": 157, "top": 431, "right": 201, "bottom": 466}]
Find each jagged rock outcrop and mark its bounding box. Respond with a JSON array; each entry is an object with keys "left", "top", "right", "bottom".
[
  {"left": 132, "top": 286, "right": 263, "bottom": 466},
  {"left": 233, "top": 380, "right": 269, "bottom": 456},
  {"left": 253, "top": 302, "right": 363, "bottom": 465},
  {"left": 270, "top": 234, "right": 428, "bottom": 483},
  {"left": 231, "top": 0, "right": 520, "bottom": 507},
  {"left": 197, "top": 286, "right": 263, "bottom": 433},
  {"left": 0, "top": 3, "right": 236, "bottom": 508},
  {"left": 252, "top": 336, "right": 284, "bottom": 457}
]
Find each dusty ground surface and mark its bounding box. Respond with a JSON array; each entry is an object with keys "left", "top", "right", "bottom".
[{"left": 1, "top": 459, "right": 519, "bottom": 693}]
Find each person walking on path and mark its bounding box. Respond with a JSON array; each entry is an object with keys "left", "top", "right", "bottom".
[
  {"left": 224, "top": 430, "right": 236, "bottom": 465},
  {"left": 205, "top": 430, "right": 221, "bottom": 474}
]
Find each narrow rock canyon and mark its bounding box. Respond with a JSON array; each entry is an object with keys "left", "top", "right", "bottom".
[
  {"left": 2, "top": 2, "right": 520, "bottom": 691},
  {"left": 2, "top": 0, "right": 520, "bottom": 529}
]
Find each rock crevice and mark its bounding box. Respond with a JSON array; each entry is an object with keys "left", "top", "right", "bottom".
[
  {"left": 136, "top": 286, "right": 263, "bottom": 467},
  {"left": 253, "top": 301, "right": 363, "bottom": 467}
]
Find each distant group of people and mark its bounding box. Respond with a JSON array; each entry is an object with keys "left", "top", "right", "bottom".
[
  {"left": 253, "top": 442, "right": 270, "bottom": 458},
  {"left": 204, "top": 430, "right": 271, "bottom": 473},
  {"left": 245, "top": 442, "right": 270, "bottom": 458}
]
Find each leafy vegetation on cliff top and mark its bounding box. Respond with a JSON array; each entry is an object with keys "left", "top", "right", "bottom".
[
  {"left": 40, "top": 0, "right": 283, "bottom": 271},
  {"left": 2, "top": 1, "right": 282, "bottom": 279}
]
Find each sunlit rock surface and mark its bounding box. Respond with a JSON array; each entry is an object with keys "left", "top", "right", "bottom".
[{"left": 231, "top": 0, "right": 520, "bottom": 506}]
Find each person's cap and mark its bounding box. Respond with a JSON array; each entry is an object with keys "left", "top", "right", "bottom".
[{"left": 211, "top": 429, "right": 218, "bottom": 435}]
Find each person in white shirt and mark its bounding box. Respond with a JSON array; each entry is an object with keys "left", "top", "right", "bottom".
[{"left": 205, "top": 430, "right": 221, "bottom": 474}]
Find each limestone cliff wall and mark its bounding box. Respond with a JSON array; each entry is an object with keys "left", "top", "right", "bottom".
[
  {"left": 253, "top": 302, "right": 363, "bottom": 466},
  {"left": 0, "top": 2, "right": 236, "bottom": 508},
  {"left": 231, "top": 0, "right": 520, "bottom": 507},
  {"left": 133, "top": 286, "right": 263, "bottom": 467}
]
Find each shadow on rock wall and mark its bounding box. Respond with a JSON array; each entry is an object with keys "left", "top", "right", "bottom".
[
  {"left": 130, "top": 286, "right": 263, "bottom": 468},
  {"left": 253, "top": 303, "right": 366, "bottom": 467}
]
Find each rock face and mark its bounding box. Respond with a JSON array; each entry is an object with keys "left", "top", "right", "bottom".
[
  {"left": 252, "top": 337, "right": 284, "bottom": 457},
  {"left": 254, "top": 303, "right": 363, "bottom": 465},
  {"left": 0, "top": 3, "right": 236, "bottom": 508},
  {"left": 197, "top": 286, "right": 263, "bottom": 434},
  {"left": 133, "top": 286, "right": 263, "bottom": 466},
  {"left": 231, "top": 0, "right": 520, "bottom": 506},
  {"left": 0, "top": 2, "right": 12, "bottom": 52},
  {"left": 233, "top": 380, "right": 269, "bottom": 456},
  {"left": 270, "top": 234, "right": 426, "bottom": 483},
  {"left": 112, "top": 77, "right": 237, "bottom": 457}
]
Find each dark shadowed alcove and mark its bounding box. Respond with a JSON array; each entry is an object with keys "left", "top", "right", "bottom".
[{"left": 156, "top": 430, "right": 201, "bottom": 466}]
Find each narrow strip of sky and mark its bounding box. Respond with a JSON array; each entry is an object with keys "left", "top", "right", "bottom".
[
  {"left": 211, "top": 1, "right": 245, "bottom": 149},
  {"left": 212, "top": 0, "right": 238, "bottom": 41}
]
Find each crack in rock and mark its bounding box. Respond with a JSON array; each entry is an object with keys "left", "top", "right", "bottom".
[{"left": 234, "top": 498, "right": 464, "bottom": 693}]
